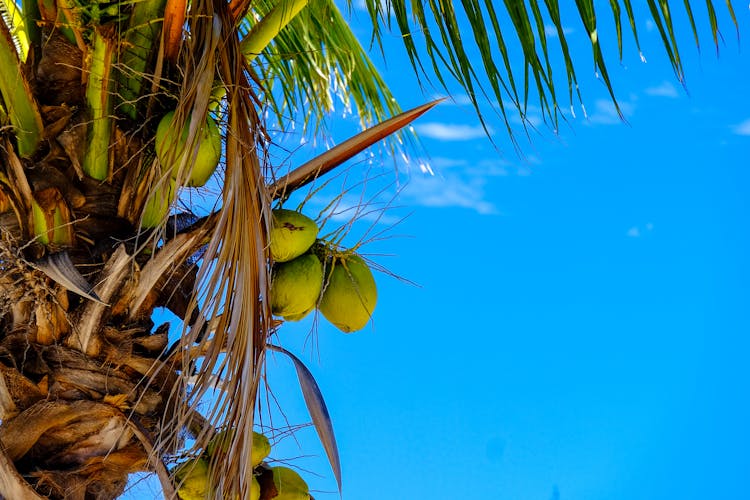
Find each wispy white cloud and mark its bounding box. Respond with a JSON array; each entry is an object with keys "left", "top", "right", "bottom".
[
  {"left": 587, "top": 99, "right": 635, "bottom": 125},
  {"left": 307, "top": 192, "right": 402, "bottom": 229},
  {"left": 473, "top": 157, "right": 536, "bottom": 177},
  {"left": 400, "top": 152, "right": 537, "bottom": 213},
  {"left": 441, "top": 94, "right": 475, "bottom": 106},
  {"left": 645, "top": 19, "right": 656, "bottom": 32},
  {"left": 427, "top": 156, "right": 469, "bottom": 169},
  {"left": 510, "top": 112, "right": 545, "bottom": 128},
  {"left": 627, "top": 222, "right": 654, "bottom": 238},
  {"left": 544, "top": 24, "right": 574, "bottom": 37},
  {"left": 415, "top": 122, "right": 490, "bottom": 141},
  {"left": 732, "top": 119, "right": 750, "bottom": 136},
  {"left": 402, "top": 173, "right": 498, "bottom": 215},
  {"left": 473, "top": 159, "right": 513, "bottom": 177},
  {"left": 645, "top": 81, "right": 679, "bottom": 98},
  {"left": 421, "top": 155, "right": 534, "bottom": 178},
  {"left": 358, "top": 118, "right": 536, "bottom": 214}
]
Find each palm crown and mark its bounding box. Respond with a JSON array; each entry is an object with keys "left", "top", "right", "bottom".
[{"left": 0, "top": 0, "right": 737, "bottom": 498}]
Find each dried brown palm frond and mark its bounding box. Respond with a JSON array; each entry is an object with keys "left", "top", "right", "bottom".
[
  {"left": 269, "top": 99, "right": 443, "bottom": 201},
  {"left": 149, "top": 1, "right": 272, "bottom": 498}
]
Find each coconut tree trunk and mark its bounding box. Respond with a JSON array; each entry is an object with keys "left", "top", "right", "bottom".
[
  {"left": 0, "top": 236, "right": 195, "bottom": 499},
  {"left": 0, "top": 0, "right": 217, "bottom": 492},
  {"left": 0, "top": 157, "right": 203, "bottom": 499}
]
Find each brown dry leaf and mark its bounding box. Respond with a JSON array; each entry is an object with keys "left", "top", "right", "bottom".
[
  {"left": 102, "top": 394, "right": 130, "bottom": 410},
  {"left": 37, "top": 375, "right": 49, "bottom": 395}
]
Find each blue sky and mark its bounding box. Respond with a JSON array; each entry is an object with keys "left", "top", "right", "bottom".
[{"left": 126, "top": 3, "right": 750, "bottom": 500}]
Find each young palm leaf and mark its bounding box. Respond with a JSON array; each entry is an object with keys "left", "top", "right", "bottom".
[
  {"left": 82, "top": 28, "right": 115, "bottom": 181},
  {"left": 116, "top": 0, "right": 168, "bottom": 119},
  {"left": 0, "top": 15, "right": 41, "bottom": 158},
  {"left": 0, "top": 0, "right": 28, "bottom": 59},
  {"left": 240, "top": 0, "right": 401, "bottom": 133},
  {"left": 240, "top": 0, "right": 309, "bottom": 62}
]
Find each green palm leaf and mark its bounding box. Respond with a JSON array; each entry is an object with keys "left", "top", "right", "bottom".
[
  {"left": 239, "top": 0, "right": 401, "bottom": 133},
  {"left": 237, "top": 0, "right": 737, "bottom": 145},
  {"left": 0, "top": 12, "right": 41, "bottom": 158},
  {"left": 351, "top": 0, "right": 735, "bottom": 133},
  {"left": 0, "top": 0, "right": 28, "bottom": 60}
]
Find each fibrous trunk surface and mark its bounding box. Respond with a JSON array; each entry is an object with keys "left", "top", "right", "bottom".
[
  {"left": 0, "top": 16, "right": 209, "bottom": 497},
  {"left": 0, "top": 226, "right": 199, "bottom": 498}
]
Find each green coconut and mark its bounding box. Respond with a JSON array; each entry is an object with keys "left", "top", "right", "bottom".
[
  {"left": 206, "top": 429, "right": 271, "bottom": 468},
  {"left": 251, "top": 475, "right": 261, "bottom": 500},
  {"left": 141, "top": 179, "right": 177, "bottom": 229},
  {"left": 270, "top": 209, "right": 318, "bottom": 262},
  {"left": 155, "top": 111, "right": 222, "bottom": 187},
  {"left": 319, "top": 253, "right": 377, "bottom": 333},
  {"left": 270, "top": 466, "right": 310, "bottom": 500},
  {"left": 270, "top": 253, "right": 323, "bottom": 321},
  {"left": 282, "top": 309, "right": 314, "bottom": 322},
  {"left": 173, "top": 457, "right": 210, "bottom": 500}
]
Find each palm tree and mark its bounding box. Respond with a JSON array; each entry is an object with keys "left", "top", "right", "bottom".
[{"left": 0, "top": 0, "right": 736, "bottom": 498}]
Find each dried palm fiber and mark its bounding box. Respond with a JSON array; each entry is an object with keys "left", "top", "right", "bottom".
[{"left": 149, "top": 0, "right": 272, "bottom": 498}]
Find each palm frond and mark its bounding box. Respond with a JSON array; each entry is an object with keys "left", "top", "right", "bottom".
[
  {"left": 163, "top": 0, "right": 187, "bottom": 62},
  {"left": 33, "top": 251, "right": 102, "bottom": 304},
  {"left": 82, "top": 28, "right": 115, "bottom": 181},
  {"left": 239, "top": 0, "right": 401, "bottom": 134},
  {"left": 116, "top": 0, "right": 168, "bottom": 119},
  {"left": 267, "top": 344, "right": 342, "bottom": 493},
  {"left": 240, "top": 0, "right": 309, "bottom": 62},
  {"left": 0, "top": 0, "right": 28, "bottom": 60},
  {"left": 0, "top": 15, "right": 41, "bottom": 158},
  {"left": 351, "top": 0, "right": 736, "bottom": 136},
  {"left": 159, "top": 3, "right": 271, "bottom": 499},
  {"left": 19, "top": 0, "right": 39, "bottom": 50},
  {"left": 269, "top": 99, "right": 443, "bottom": 200},
  {"left": 237, "top": 1, "right": 736, "bottom": 148}
]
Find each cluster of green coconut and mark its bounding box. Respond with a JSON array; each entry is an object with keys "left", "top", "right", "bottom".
[
  {"left": 141, "top": 111, "right": 222, "bottom": 228},
  {"left": 143, "top": 117, "right": 379, "bottom": 334},
  {"left": 269, "top": 209, "right": 378, "bottom": 333},
  {"left": 173, "top": 429, "right": 312, "bottom": 500}
]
